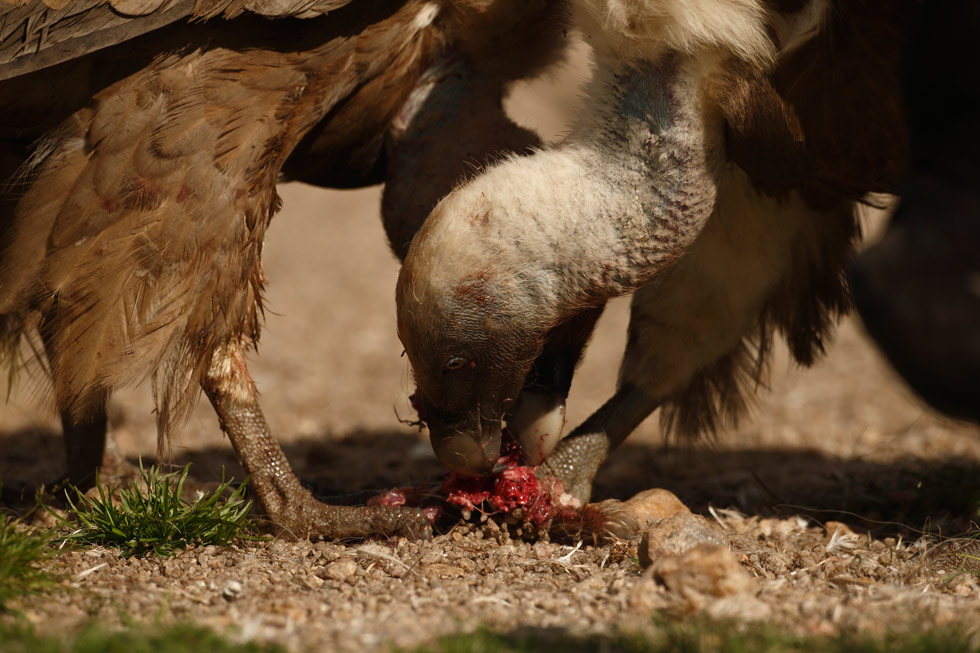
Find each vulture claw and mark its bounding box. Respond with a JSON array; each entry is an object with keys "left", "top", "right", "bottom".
[
  {"left": 204, "top": 345, "right": 432, "bottom": 541},
  {"left": 265, "top": 496, "right": 433, "bottom": 541}
]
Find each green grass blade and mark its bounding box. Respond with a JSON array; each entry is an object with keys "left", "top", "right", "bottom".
[{"left": 59, "top": 464, "right": 256, "bottom": 557}]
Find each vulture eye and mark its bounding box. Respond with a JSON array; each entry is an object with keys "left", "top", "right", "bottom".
[{"left": 444, "top": 356, "right": 471, "bottom": 373}]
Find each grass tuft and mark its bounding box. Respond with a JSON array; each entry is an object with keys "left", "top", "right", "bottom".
[
  {"left": 0, "top": 508, "right": 55, "bottom": 612},
  {"left": 58, "top": 462, "right": 255, "bottom": 557},
  {"left": 0, "top": 621, "right": 287, "bottom": 653},
  {"left": 408, "top": 620, "right": 980, "bottom": 653}
]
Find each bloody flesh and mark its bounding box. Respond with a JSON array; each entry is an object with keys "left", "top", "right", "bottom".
[
  {"left": 373, "top": 399, "right": 575, "bottom": 530},
  {"left": 439, "top": 430, "right": 567, "bottom": 529}
]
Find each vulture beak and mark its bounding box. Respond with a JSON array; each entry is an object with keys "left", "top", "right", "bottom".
[
  {"left": 425, "top": 387, "right": 567, "bottom": 474},
  {"left": 422, "top": 396, "right": 502, "bottom": 477}
]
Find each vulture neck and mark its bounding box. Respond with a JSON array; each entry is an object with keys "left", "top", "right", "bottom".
[
  {"left": 447, "top": 55, "right": 724, "bottom": 328},
  {"left": 566, "top": 57, "right": 722, "bottom": 300}
]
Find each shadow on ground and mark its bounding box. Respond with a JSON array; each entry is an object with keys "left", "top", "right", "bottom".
[{"left": 2, "top": 426, "right": 978, "bottom": 538}]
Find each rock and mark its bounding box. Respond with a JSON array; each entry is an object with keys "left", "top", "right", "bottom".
[
  {"left": 639, "top": 511, "right": 725, "bottom": 568},
  {"left": 651, "top": 543, "right": 756, "bottom": 609},
  {"left": 423, "top": 563, "right": 465, "bottom": 579},
  {"left": 221, "top": 579, "right": 243, "bottom": 600},
  {"left": 590, "top": 488, "right": 692, "bottom": 541},
  {"left": 322, "top": 558, "right": 359, "bottom": 583},
  {"left": 621, "top": 488, "right": 691, "bottom": 525},
  {"left": 629, "top": 576, "right": 670, "bottom": 615}
]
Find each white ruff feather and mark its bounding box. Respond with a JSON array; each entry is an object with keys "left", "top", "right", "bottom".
[{"left": 575, "top": 0, "right": 776, "bottom": 65}]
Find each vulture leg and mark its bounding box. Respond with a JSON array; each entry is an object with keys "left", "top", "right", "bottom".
[
  {"left": 59, "top": 405, "right": 136, "bottom": 491},
  {"left": 59, "top": 406, "right": 108, "bottom": 490},
  {"left": 38, "top": 329, "right": 129, "bottom": 491},
  {"left": 57, "top": 406, "right": 134, "bottom": 492},
  {"left": 203, "top": 342, "right": 431, "bottom": 540},
  {"left": 539, "top": 384, "right": 657, "bottom": 503}
]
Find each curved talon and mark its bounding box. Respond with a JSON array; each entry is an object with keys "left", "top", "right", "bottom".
[{"left": 204, "top": 346, "right": 433, "bottom": 542}]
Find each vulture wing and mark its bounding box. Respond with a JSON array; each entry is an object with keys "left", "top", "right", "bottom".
[
  {"left": 0, "top": 0, "right": 353, "bottom": 81},
  {"left": 0, "top": 0, "right": 458, "bottom": 433},
  {"left": 0, "top": 0, "right": 567, "bottom": 537}
]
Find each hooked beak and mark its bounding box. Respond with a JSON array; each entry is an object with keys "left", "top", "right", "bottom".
[
  {"left": 423, "top": 388, "right": 566, "bottom": 475},
  {"left": 423, "top": 398, "right": 502, "bottom": 477}
]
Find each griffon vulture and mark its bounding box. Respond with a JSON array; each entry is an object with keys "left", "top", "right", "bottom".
[
  {"left": 0, "top": 0, "right": 569, "bottom": 537},
  {"left": 397, "top": 0, "right": 914, "bottom": 502},
  {"left": 851, "top": 0, "right": 980, "bottom": 425}
]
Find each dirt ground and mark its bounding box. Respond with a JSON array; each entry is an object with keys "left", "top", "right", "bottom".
[{"left": 3, "top": 46, "right": 980, "bottom": 651}]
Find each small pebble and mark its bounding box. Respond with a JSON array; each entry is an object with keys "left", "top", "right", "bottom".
[
  {"left": 533, "top": 542, "right": 555, "bottom": 559},
  {"left": 221, "top": 579, "right": 243, "bottom": 600},
  {"left": 824, "top": 521, "right": 855, "bottom": 537},
  {"left": 323, "top": 559, "right": 359, "bottom": 583},
  {"left": 639, "top": 512, "right": 726, "bottom": 568}
]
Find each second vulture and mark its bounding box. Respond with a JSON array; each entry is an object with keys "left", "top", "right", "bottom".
[{"left": 0, "top": 0, "right": 569, "bottom": 537}]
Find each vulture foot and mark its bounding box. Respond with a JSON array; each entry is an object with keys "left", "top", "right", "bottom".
[
  {"left": 538, "top": 385, "right": 659, "bottom": 504},
  {"left": 538, "top": 432, "right": 609, "bottom": 506},
  {"left": 204, "top": 346, "right": 431, "bottom": 540}
]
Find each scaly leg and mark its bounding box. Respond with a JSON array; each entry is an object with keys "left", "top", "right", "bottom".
[
  {"left": 61, "top": 406, "right": 107, "bottom": 490},
  {"left": 539, "top": 384, "right": 658, "bottom": 504},
  {"left": 203, "top": 343, "right": 430, "bottom": 540}
]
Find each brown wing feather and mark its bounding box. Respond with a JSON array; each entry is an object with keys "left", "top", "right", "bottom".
[
  {"left": 709, "top": 61, "right": 810, "bottom": 198},
  {"left": 658, "top": 0, "right": 914, "bottom": 439},
  {"left": 774, "top": 0, "right": 912, "bottom": 204},
  {"left": 0, "top": 0, "right": 354, "bottom": 81},
  {"left": 0, "top": 1, "right": 439, "bottom": 433}
]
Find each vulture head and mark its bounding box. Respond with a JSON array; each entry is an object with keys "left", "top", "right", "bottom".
[{"left": 397, "top": 174, "right": 579, "bottom": 474}]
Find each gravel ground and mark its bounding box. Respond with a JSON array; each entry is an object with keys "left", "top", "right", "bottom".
[{"left": 3, "top": 45, "right": 980, "bottom": 651}]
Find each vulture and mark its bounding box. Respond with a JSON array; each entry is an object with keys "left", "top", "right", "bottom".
[
  {"left": 850, "top": 0, "right": 980, "bottom": 425},
  {"left": 397, "top": 0, "right": 915, "bottom": 502},
  {"left": 0, "top": 0, "right": 570, "bottom": 538}
]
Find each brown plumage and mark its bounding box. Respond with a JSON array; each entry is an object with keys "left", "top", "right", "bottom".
[
  {"left": 396, "top": 0, "right": 915, "bottom": 502},
  {"left": 0, "top": 0, "right": 569, "bottom": 537},
  {"left": 656, "top": 0, "right": 911, "bottom": 438}
]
